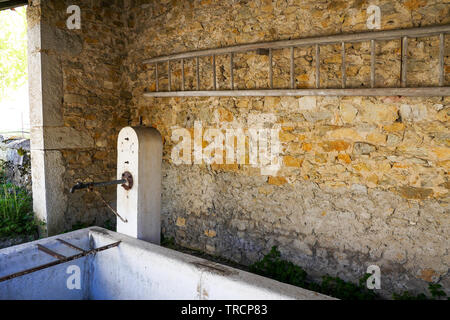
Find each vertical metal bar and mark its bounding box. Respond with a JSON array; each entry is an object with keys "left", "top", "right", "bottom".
[
  {"left": 290, "top": 46, "right": 294, "bottom": 89},
  {"left": 269, "top": 48, "right": 273, "bottom": 89},
  {"left": 168, "top": 60, "right": 171, "bottom": 91},
  {"left": 196, "top": 57, "right": 200, "bottom": 90},
  {"left": 401, "top": 36, "right": 408, "bottom": 88},
  {"left": 439, "top": 33, "right": 444, "bottom": 87},
  {"left": 181, "top": 59, "right": 185, "bottom": 91},
  {"left": 341, "top": 42, "right": 346, "bottom": 89},
  {"left": 230, "top": 53, "right": 234, "bottom": 90},
  {"left": 315, "top": 44, "right": 320, "bottom": 89},
  {"left": 155, "top": 63, "right": 159, "bottom": 91},
  {"left": 212, "top": 55, "right": 216, "bottom": 90},
  {"left": 371, "top": 39, "right": 375, "bottom": 88}
]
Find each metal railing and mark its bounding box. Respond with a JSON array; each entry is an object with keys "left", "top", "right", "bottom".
[{"left": 143, "top": 25, "right": 450, "bottom": 97}]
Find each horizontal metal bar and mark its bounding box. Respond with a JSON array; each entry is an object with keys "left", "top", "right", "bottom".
[
  {"left": 0, "top": 241, "right": 121, "bottom": 283},
  {"left": 37, "top": 244, "right": 66, "bottom": 260},
  {"left": 144, "top": 87, "right": 450, "bottom": 97},
  {"left": 143, "top": 25, "right": 450, "bottom": 64}
]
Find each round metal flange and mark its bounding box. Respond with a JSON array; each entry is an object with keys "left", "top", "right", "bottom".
[{"left": 121, "top": 171, "right": 133, "bottom": 190}]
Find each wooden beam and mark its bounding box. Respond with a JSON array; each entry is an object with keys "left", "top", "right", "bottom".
[{"left": 0, "top": 0, "right": 27, "bottom": 11}]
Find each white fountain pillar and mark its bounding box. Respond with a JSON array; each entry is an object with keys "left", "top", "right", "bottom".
[{"left": 116, "top": 126, "right": 162, "bottom": 244}]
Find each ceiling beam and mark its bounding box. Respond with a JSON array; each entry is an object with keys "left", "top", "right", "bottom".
[{"left": 0, "top": 0, "right": 28, "bottom": 11}]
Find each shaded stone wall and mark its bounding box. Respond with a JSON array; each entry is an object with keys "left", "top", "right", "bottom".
[
  {"left": 0, "top": 137, "right": 31, "bottom": 190},
  {"left": 29, "top": 0, "right": 449, "bottom": 298},
  {"left": 28, "top": 0, "right": 129, "bottom": 233},
  {"left": 122, "top": 0, "right": 450, "bottom": 297}
]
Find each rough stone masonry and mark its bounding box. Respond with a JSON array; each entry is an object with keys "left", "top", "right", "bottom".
[{"left": 29, "top": 0, "right": 448, "bottom": 298}]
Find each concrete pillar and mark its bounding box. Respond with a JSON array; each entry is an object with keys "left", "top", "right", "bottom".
[
  {"left": 28, "top": 5, "right": 65, "bottom": 235},
  {"left": 27, "top": 3, "right": 89, "bottom": 235},
  {"left": 116, "top": 127, "right": 163, "bottom": 244}
]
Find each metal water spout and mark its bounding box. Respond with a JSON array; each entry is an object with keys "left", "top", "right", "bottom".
[{"left": 69, "top": 172, "right": 133, "bottom": 193}]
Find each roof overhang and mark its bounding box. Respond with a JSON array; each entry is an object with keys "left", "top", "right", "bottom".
[{"left": 0, "top": 0, "right": 27, "bottom": 11}]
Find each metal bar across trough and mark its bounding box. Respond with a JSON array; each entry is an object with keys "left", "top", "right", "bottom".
[
  {"left": 57, "top": 238, "right": 87, "bottom": 253},
  {"left": 37, "top": 244, "right": 66, "bottom": 260},
  {"left": 0, "top": 241, "right": 121, "bottom": 283}
]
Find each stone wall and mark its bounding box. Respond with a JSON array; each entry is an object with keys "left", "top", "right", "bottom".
[
  {"left": 0, "top": 137, "right": 31, "bottom": 190},
  {"left": 122, "top": 0, "right": 450, "bottom": 298},
  {"left": 28, "top": 0, "right": 129, "bottom": 233},
  {"left": 31, "top": 0, "right": 449, "bottom": 298}
]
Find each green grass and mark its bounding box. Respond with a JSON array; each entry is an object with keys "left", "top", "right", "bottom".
[
  {"left": 159, "top": 239, "right": 379, "bottom": 300},
  {"left": 249, "top": 246, "right": 308, "bottom": 288},
  {"left": 250, "top": 246, "right": 448, "bottom": 300},
  {"left": 393, "top": 283, "right": 448, "bottom": 300},
  {"left": 0, "top": 175, "right": 39, "bottom": 239},
  {"left": 249, "top": 246, "right": 379, "bottom": 300}
]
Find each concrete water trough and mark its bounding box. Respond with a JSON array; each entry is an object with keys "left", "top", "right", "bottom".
[
  {"left": 0, "top": 126, "right": 334, "bottom": 300},
  {"left": 0, "top": 227, "right": 333, "bottom": 300}
]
